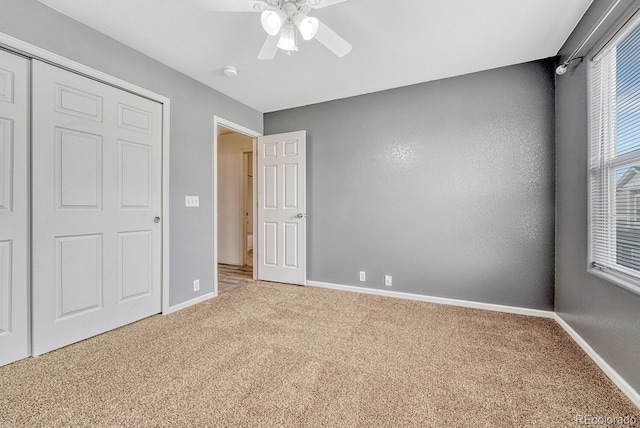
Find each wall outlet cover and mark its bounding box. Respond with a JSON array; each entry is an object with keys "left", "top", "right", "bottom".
[
  {"left": 193, "top": 279, "right": 200, "bottom": 291},
  {"left": 384, "top": 275, "right": 392, "bottom": 286}
]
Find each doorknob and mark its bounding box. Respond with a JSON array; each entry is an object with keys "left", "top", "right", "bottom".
[
  {"left": 154, "top": 216, "right": 161, "bottom": 223},
  {"left": 295, "top": 213, "right": 306, "bottom": 218}
]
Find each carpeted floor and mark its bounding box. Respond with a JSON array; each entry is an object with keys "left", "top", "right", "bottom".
[{"left": 1, "top": 281, "right": 637, "bottom": 427}]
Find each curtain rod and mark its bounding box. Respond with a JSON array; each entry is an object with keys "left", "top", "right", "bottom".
[{"left": 556, "top": 0, "right": 623, "bottom": 75}]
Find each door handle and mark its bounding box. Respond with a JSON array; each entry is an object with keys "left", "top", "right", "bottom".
[
  {"left": 154, "top": 216, "right": 161, "bottom": 223},
  {"left": 295, "top": 213, "right": 306, "bottom": 218}
]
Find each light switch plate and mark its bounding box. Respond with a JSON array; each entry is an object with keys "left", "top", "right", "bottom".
[{"left": 185, "top": 195, "right": 199, "bottom": 207}]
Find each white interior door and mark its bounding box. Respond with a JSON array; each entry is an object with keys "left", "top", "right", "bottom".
[
  {"left": 257, "top": 131, "right": 306, "bottom": 285},
  {"left": 0, "top": 49, "right": 29, "bottom": 366},
  {"left": 32, "top": 60, "right": 162, "bottom": 355}
]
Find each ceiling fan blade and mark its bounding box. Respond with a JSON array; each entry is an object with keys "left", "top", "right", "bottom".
[
  {"left": 314, "top": 20, "right": 352, "bottom": 57},
  {"left": 307, "top": 0, "right": 348, "bottom": 9},
  {"left": 192, "top": 0, "right": 267, "bottom": 12},
  {"left": 258, "top": 35, "right": 279, "bottom": 60}
]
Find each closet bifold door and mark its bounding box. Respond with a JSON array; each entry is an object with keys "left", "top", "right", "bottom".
[
  {"left": 31, "top": 60, "right": 163, "bottom": 356},
  {"left": 0, "top": 49, "right": 30, "bottom": 367}
]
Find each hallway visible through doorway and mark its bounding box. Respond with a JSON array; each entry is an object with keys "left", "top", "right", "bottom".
[
  {"left": 218, "top": 264, "right": 252, "bottom": 294},
  {"left": 215, "top": 118, "right": 257, "bottom": 296}
]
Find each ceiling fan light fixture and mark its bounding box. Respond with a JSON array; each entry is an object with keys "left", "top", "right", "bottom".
[
  {"left": 277, "top": 24, "right": 298, "bottom": 53},
  {"left": 261, "top": 9, "right": 284, "bottom": 36},
  {"left": 294, "top": 14, "right": 319, "bottom": 40}
]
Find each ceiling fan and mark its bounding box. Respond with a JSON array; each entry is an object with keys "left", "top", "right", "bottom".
[{"left": 193, "top": 0, "right": 352, "bottom": 60}]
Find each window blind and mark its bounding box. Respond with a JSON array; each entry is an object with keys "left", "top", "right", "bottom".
[{"left": 590, "top": 21, "right": 640, "bottom": 285}]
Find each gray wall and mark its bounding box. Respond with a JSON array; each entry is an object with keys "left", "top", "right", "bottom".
[
  {"left": 0, "top": 0, "right": 263, "bottom": 307},
  {"left": 555, "top": 0, "right": 640, "bottom": 391},
  {"left": 266, "top": 60, "right": 556, "bottom": 310}
]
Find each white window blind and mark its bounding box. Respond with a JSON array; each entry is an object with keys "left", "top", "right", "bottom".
[{"left": 590, "top": 20, "right": 640, "bottom": 289}]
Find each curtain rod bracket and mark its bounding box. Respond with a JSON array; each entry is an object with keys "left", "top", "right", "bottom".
[
  {"left": 555, "top": 56, "right": 584, "bottom": 75},
  {"left": 556, "top": 0, "right": 623, "bottom": 76}
]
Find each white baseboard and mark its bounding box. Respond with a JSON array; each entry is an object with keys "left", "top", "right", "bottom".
[
  {"left": 554, "top": 314, "right": 640, "bottom": 409},
  {"left": 306, "top": 280, "right": 554, "bottom": 318},
  {"left": 163, "top": 292, "right": 216, "bottom": 315}
]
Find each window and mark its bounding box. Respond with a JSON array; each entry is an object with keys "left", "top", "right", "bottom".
[
  {"left": 590, "top": 19, "right": 640, "bottom": 293},
  {"left": 632, "top": 189, "right": 640, "bottom": 222}
]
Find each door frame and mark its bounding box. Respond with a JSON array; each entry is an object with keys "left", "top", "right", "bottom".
[
  {"left": 242, "top": 150, "right": 253, "bottom": 267},
  {"left": 213, "top": 116, "right": 261, "bottom": 296},
  {"left": 0, "top": 32, "right": 172, "bottom": 315}
]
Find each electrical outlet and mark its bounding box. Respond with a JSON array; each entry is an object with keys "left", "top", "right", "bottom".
[
  {"left": 359, "top": 271, "right": 366, "bottom": 282},
  {"left": 384, "top": 275, "right": 392, "bottom": 286},
  {"left": 193, "top": 279, "right": 200, "bottom": 291},
  {"left": 185, "top": 195, "right": 199, "bottom": 207}
]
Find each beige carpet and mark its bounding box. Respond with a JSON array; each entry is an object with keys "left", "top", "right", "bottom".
[{"left": 1, "top": 281, "right": 637, "bottom": 427}]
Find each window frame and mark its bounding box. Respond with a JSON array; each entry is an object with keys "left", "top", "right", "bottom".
[{"left": 587, "top": 14, "right": 640, "bottom": 296}]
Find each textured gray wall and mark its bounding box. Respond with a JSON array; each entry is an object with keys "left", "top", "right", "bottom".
[
  {"left": 555, "top": 0, "right": 640, "bottom": 391},
  {"left": 266, "top": 60, "right": 556, "bottom": 310},
  {"left": 0, "top": 0, "right": 263, "bottom": 307}
]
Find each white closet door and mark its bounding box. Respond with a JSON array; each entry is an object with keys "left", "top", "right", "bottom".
[
  {"left": 0, "top": 50, "right": 29, "bottom": 366},
  {"left": 32, "top": 60, "right": 162, "bottom": 356}
]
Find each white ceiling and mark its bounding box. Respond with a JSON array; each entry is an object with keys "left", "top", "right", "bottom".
[{"left": 38, "top": 0, "right": 593, "bottom": 113}]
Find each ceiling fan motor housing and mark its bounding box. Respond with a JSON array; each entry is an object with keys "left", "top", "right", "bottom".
[{"left": 282, "top": 2, "right": 302, "bottom": 19}]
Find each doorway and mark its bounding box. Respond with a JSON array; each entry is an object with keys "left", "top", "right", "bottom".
[{"left": 214, "top": 117, "right": 260, "bottom": 296}]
